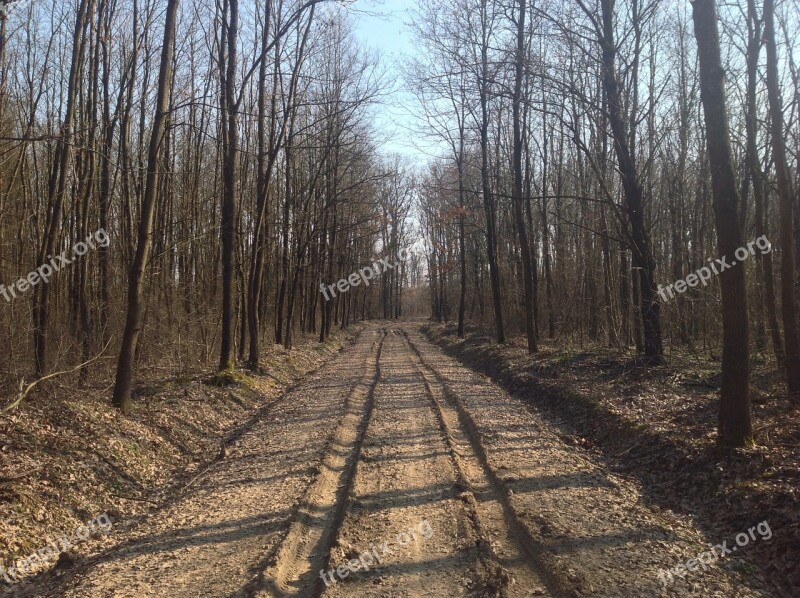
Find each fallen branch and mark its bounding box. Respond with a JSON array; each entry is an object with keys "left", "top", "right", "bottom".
[{"left": 2, "top": 341, "right": 112, "bottom": 413}]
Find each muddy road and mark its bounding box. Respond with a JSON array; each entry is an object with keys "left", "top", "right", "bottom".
[{"left": 11, "top": 326, "right": 770, "bottom": 597}]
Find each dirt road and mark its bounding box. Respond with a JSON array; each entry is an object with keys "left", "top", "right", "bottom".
[{"left": 10, "top": 326, "right": 771, "bottom": 597}]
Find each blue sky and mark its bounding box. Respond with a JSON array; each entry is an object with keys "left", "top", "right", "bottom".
[
  {"left": 351, "top": 0, "right": 426, "bottom": 163},
  {"left": 353, "top": 0, "right": 415, "bottom": 56}
]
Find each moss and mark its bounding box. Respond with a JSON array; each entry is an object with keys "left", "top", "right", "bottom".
[
  {"left": 729, "top": 560, "right": 758, "bottom": 574},
  {"left": 203, "top": 369, "right": 255, "bottom": 389},
  {"left": 715, "top": 434, "right": 757, "bottom": 453}
]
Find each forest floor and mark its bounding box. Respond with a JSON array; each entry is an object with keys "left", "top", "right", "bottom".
[{"left": 0, "top": 323, "right": 782, "bottom": 597}]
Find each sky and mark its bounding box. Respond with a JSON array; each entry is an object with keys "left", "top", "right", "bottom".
[{"left": 351, "top": 0, "right": 430, "bottom": 164}]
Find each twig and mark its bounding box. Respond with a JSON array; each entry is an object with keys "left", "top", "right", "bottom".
[
  {"left": 108, "top": 492, "right": 160, "bottom": 505},
  {"left": 0, "top": 470, "right": 39, "bottom": 484},
  {"left": 181, "top": 461, "right": 225, "bottom": 493}
]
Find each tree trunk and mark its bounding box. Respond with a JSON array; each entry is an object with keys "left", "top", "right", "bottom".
[
  {"left": 599, "top": 0, "right": 662, "bottom": 363},
  {"left": 511, "top": 0, "right": 536, "bottom": 353},
  {"left": 692, "top": 0, "right": 753, "bottom": 446},
  {"left": 33, "top": 0, "right": 91, "bottom": 376},
  {"left": 246, "top": 0, "right": 274, "bottom": 368},
  {"left": 479, "top": 0, "right": 504, "bottom": 344},
  {"left": 745, "top": 0, "right": 783, "bottom": 362},
  {"left": 219, "top": 0, "right": 239, "bottom": 371},
  {"left": 764, "top": 0, "right": 800, "bottom": 395},
  {"left": 112, "top": 0, "right": 180, "bottom": 411}
]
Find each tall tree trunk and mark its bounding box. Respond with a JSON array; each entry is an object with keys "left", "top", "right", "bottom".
[
  {"left": 112, "top": 0, "right": 180, "bottom": 411},
  {"left": 764, "top": 0, "right": 800, "bottom": 395},
  {"left": 33, "top": 0, "right": 91, "bottom": 376},
  {"left": 479, "top": 0, "right": 504, "bottom": 343},
  {"left": 219, "top": 0, "right": 239, "bottom": 371},
  {"left": 541, "top": 101, "right": 555, "bottom": 339},
  {"left": 745, "top": 0, "right": 783, "bottom": 362},
  {"left": 276, "top": 132, "right": 292, "bottom": 345},
  {"left": 456, "top": 116, "right": 467, "bottom": 337},
  {"left": 692, "top": 0, "right": 753, "bottom": 446},
  {"left": 98, "top": 0, "right": 115, "bottom": 344},
  {"left": 511, "top": 0, "right": 536, "bottom": 353},
  {"left": 457, "top": 179, "right": 466, "bottom": 337},
  {"left": 246, "top": 0, "right": 274, "bottom": 368},
  {"left": 598, "top": 0, "right": 662, "bottom": 363}
]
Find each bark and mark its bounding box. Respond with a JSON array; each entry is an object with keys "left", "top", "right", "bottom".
[
  {"left": 692, "top": 0, "right": 753, "bottom": 446},
  {"left": 98, "top": 0, "right": 115, "bottom": 344},
  {"left": 457, "top": 163, "right": 466, "bottom": 337},
  {"left": 275, "top": 131, "right": 292, "bottom": 345},
  {"left": 598, "top": 0, "right": 663, "bottom": 363},
  {"left": 745, "top": 0, "right": 783, "bottom": 362},
  {"left": 764, "top": 0, "right": 800, "bottom": 395},
  {"left": 32, "top": 0, "right": 91, "bottom": 376},
  {"left": 219, "top": 0, "right": 239, "bottom": 371},
  {"left": 112, "top": 0, "right": 180, "bottom": 411},
  {"left": 511, "top": 0, "right": 536, "bottom": 353},
  {"left": 479, "top": 0, "right": 504, "bottom": 344},
  {"left": 246, "top": 0, "right": 274, "bottom": 368}
]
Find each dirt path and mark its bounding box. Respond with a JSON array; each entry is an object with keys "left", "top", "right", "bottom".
[
  {"left": 323, "top": 330, "right": 546, "bottom": 598},
  {"left": 8, "top": 325, "right": 774, "bottom": 597}
]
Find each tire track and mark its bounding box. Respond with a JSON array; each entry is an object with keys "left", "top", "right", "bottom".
[
  {"left": 259, "top": 330, "right": 386, "bottom": 597},
  {"left": 409, "top": 327, "right": 776, "bottom": 597},
  {"left": 322, "top": 330, "right": 487, "bottom": 597},
  {"left": 401, "top": 330, "right": 578, "bottom": 597},
  {"left": 399, "top": 332, "right": 548, "bottom": 597}
]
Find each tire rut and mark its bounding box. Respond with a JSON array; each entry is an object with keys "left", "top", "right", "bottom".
[
  {"left": 258, "top": 330, "right": 387, "bottom": 598},
  {"left": 401, "top": 330, "right": 578, "bottom": 597},
  {"left": 323, "top": 330, "right": 484, "bottom": 597},
  {"left": 14, "top": 329, "right": 382, "bottom": 598}
]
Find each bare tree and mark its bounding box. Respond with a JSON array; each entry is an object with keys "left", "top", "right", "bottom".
[
  {"left": 764, "top": 0, "right": 800, "bottom": 396},
  {"left": 112, "top": 0, "right": 180, "bottom": 411},
  {"left": 692, "top": 0, "right": 753, "bottom": 446},
  {"left": 32, "top": 0, "right": 91, "bottom": 376},
  {"left": 511, "top": 0, "right": 536, "bottom": 352}
]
